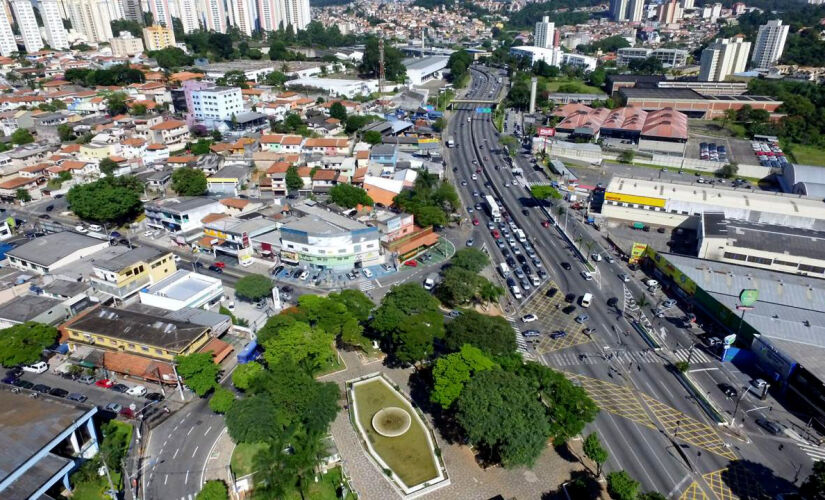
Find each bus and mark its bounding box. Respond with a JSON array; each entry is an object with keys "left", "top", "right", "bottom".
[{"left": 484, "top": 195, "right": 501, "bottom": 222}]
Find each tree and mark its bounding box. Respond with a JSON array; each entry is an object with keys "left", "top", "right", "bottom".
[
  {"left": 175, "top": 352, "right": 219, "bottom": 396},
  {"left": 363, "top": 130, "right": 382, "bottom": 145},
  {"left": 619, "top": 150, "right": 635, "bottom": 163},
  {"left": 225, "top": 395, "right": 288, "bottom": 444},
  {"left": 639, "top": 493, "right": 668, "bottom": 500},
  {"left": 149, "top": 47, "right": 195, "bottom": 70},
  {"left": 718, "top": 162, "right": 739, "bottom": 179},
  {"left": 261, "top": 320, "right": 335, "bottom": 374},
  {"left": 130, "top": 103, "right": 147, "bottom": 115},
  {"left": 171, "top": 167, "right": 207, "bottom": 196},
  {"left": 531, "top": 184, "right": 562, "bottom": 200},
  {"left": 15, "top": 188, "right": 31, "bottom": 203},
  {"left": 328, "top": 289, "right": 374, "bottom": 322},
  {"left": 66, "top": 176, "right": 143, "bottom": 223},
  {"left": 285, "top": 165, "right": 303, "bottom": 192},
  {"left": 329, "top": 101, "right": 347, "bottom": 121},
  {"left": 190, "top": 139, "right": 212, "bottom": 155},
  {"left": 450, "top": 248, "right": 489, "bottom": 273},
  {"left": 296, "top": 294, "right": 370, "bottom": 351},
  {"left": 57, "top": 123, "right": 75, "bottom": 142},
  {"left": 370, "top": 283, "right": 444, "bottom": 364},
  {"left": 234, "top": 274, "right": 273, "bottom": 301},
  {"left": 232, "top": 361, "right": 264, "bottom": 390},
  {"left": 209, "top": 387, "right": 235, "bottom": 413},
  {"left": 607, "top": 470, "right": 640, "bottom": 500},
  {"left": 329, "top": 183, "right": 373, "bottom": 208},
  {"left": 675, "top": 361, "right": 689, "bottom": 373},
  {"left": 457, "top": 369, "right": 552, "bottom": 467},
  {"left": 359, "top": 36, "right": 406, "bottom": 81},
  {"left": 105, "top": 91, "right": 129, "bottom": 115},
  {"left": 801, "top": 460, "right": 825, "bottom": 500},
  {"left": 430, "top": 344, "right": 496, "bottom": 409},
  {"left": 432, "top": 117, "right": 445, "bottom": 131},
  {"left": 583, "top": 432, "right": 608, "bottom": 476},
  {"left": 99, "top": 158, "right": 118, "bottom": 177},
  {"left": 0, "top": 322, "right": 58, "bottom": 367},
  {"left": 11, "top": 128, "right": 33, "bottom": 145},
  {"left": 445, "top": 310, "right": 516, "bottom": 356},
  {"left": 196, "top": 480, "right": 228, "bottom": 500}
]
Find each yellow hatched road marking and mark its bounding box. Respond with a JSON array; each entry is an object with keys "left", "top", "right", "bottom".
[
  {"left": 680, "top": 481, "right": 709, "bottom": 500},
  {"left": 521, "top": 281, "right": 591, "bottom": 354},
  {"left": 564, "top": 372, "right": 656, "bottom": 430},
  {"left": 702, "top": 467, "right": 770, "bottom": 500},
  {"left": 642, "top": 395, "right": 737, "bottom": 461}
]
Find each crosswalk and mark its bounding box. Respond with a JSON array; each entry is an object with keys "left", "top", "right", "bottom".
[
  {"left": 510, "top": 320, "right": 529, "bottom": 354},
  {"left": 785, "top": 428, "right": 825, "bottom": 462},
  {"left": 358, "top": 280, "right": 376, "bottom": 292},
  {"left": 545, "top": 348, "right": 713, "bottom": 367}
]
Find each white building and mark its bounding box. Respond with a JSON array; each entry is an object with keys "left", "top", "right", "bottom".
[
  {"left": 0, "top": 3, "right": 17, "bottom": 56},
  {"left": 39, "top": 0, "right": 69, "bottom": 50},
  {"left": 283, "top": 0, "right": 310, "bottom": 30},
  {"left": 144, "top": 197, "right": 225, "bottom": 233},
  {"left": 178, "top": 0, "right": 200, "bottom": 33},
  {"left": 257, "top": 0, "right": 287, "bottom": 31},
  {"left": 200, "top": 0, "right": 227, "bottom": 32},
  {"left": 6, "top": 232, "right": 110, "bottom": 275},
  {"left": 191, "top": 86, "right": 244, "bottom": 128},
  {"left": 534, "top": 16, "right": 554, "bottom": 49},
  {"left": 110, "top": 31, "right": 145, "bottom": 57},
  {"left": 65, "top": 0, "right": 113, "bottom": 43},
  {"left": 403, "top": 56, "right": 449, "bottom": 85},
  {"left": 509, "top": 46, "right": 597, "bottom": 72},
  {"left": 149, "top": 0, "right": 173, "bottom": 27},
  {"left": 285, "top": 76, "right": 379, "bottom": 98},
  {"left": 681, "top": 0, "right": 694, "bottom": 7},
  {"left": 11, "top": 0, "right": 42, "bottom": 53},
  {"left": 139, "top": 270, "right": 224, "bottom": 311},
  {"left": 699, "top": 37, "right": 751, "bottom": 82},
  {"left": 751, "top": 19, "right": 789, "bottom": 69},
  {"left": 617, "top": 47, "right": 688, "bottom": 67},
  {"left": 610, "top": 0, "right": 643, "bottom": 21}
]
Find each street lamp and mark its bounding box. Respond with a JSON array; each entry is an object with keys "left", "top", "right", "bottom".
[{"left": 730, "top": 388, "right": 748, "bottom": 426}]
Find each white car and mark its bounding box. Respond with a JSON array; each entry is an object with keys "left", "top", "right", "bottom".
[
  {"left": 126, "top": 385, "right": 147, "bottom": 397},
  {"left": 362, "top": 268, "right": 373, "bottom": 278},
  {"left": 143, "top": 230, "right": 154, "bottom": 237},
  {"left": 471, "top": 173, "right": 478, "bottom": 180},
  {"left": 299, "top": 270, "right": 309, "bottom": 280},
  {"left": 22, "top": 361, "right": 48, "bottom": 374},
  {"left": 645, "top": 279, "right": 659, "bottom": 288},
  {"left": 581, "top": 271, "right": 593, "bottom": 281},
  {"left": 521, "top": 314, "right": 538, "bottom": 323},
  {"left": 618, "top": 273, "right": 630, "bottom": 282},
  {"left": 591, "top": 253, "right": 602, "bottom": 262},
  {"left": 174, "top": 255, "right": 181, "bottom": 262},
  {"left": 88, "top": 224, "right": 102, "bottom": 232},
  {"left": 75, "top": 225, "right": 88, "bottom": 233}
]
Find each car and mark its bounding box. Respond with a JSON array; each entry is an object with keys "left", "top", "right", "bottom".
[
  {"left": 538, "top": 269, "right": 548, "bottom": 280},
  {"left": 607, "top": 297, "right": 619, "bottom": 307},
  {"left": 575, "top": 314, "right": 589, "bottom": 324},
  {"left": 718, "top": 383, "right": 738, "bottom": 398},
  {"left": 461, "top": 180, "right": 468, "bottom": 186},
  {"left": 22, "top": 362, "right": 48, "bottom": 374},
  {"left": 662, "top": 299, "right": 677, "bottom": 309},
  {"left": 112, "top": 384, "right": 130, "bottom": 393},
  {"left": 532, "top": 257, "right": 542, "bottom": 267},
  {"left": 472, "top": 191, "right": 479, "bottom": 197},
  {"left": 208, "top": 264, "right": 223, "bottom": 273},
  {"left": 32, "top": 384, "right": 51, "bottom": 393},
  {"left": 645, "top": 279, "right": 659, "bottom": 288},
  {"left": 542, "top": 220, "right": 551, "bottom": 228},
  {"left": 14, "top": 379, "right": 34, "bottom": 389},
  {"left": 521, "top": 314, "right": 538, "bottom": 323},
  {"left": 362, "top": 268, "right": 373, "bottom": 279},
  {"left": 45, "top": 204, "right": 54, "bottom": 212},
  {"left": 467, "top": 206, "right": 474, "bottom": 214},
  {"left": 38, "top": 214, "right": 50, "bottom": 219},
  {"left": 550, "top": 331, "right": 567, "bottom": 340},
  {"left": 95, "top": 379, "right": 114, "bottom": 389},
  {"left": 581, "top": 271, "right": 593, "bottom": 281},
  {"left": 1, "top": 374, "right": 18, "bottom": 384},
  {"left": 520, "top": 279, "right": 531, "bottom": 291},
  {"left": 522, "top": 330, "right": 541, "bottom": 338},
  {"left": 755, "top": 418, "right": 784, "bottom": 435},
  {"left": 271, "top": 265, "right": 284, "bottom": 276},
  {"left": 119, "top": 407, "right": 136, "bottom": 419},
  {"left": 605, "top": 255, "right": 615, "bottom": 263},
  {"left": 143, "top": 230, "right": 154, "bottom": 237},
  {"left": 618, "top": 273, "right": 630, "bottom": 282},
  {"left": 146, "top": 392, "right": 164, "bottom": 402},
  {"left": 6, "top": 367, "right": 22, "bottom": 378},
  {"left": 561, "top": 262, "right": 572, "bottom": 270},
  {"left": 75, "top": 225, "right": 88, "bottom": 233},
  {"left": 213, "top": 262, "right": 226, "bottom": 269},
  {"left": 67, "top": 393, "right": 88, "bottom": 403},
  {"left": 521, "top": 209, "right": 529, "bottom": 216},
  {"left": 496, "top": 240, "right": 506, "bottom": 250},
  {"left": 583, "top": 328, "right": 596, "bottom": 335},
  {"left": 404, "top": 260, "right": 417, "bottom": 267},
  {"left": 591, "top": 253, "right": 602, "bottom": 262},
  {"left": 475, "top": 203, "right": 483, "bottom": 211},
  {"left": 88, "top": 224, "right": 103, "bottom": 232},
  {"left": 126, "top": 385, "right": 147, "bottom": 397},
  {"left": 105, "top": 403, "right": 123, "bottom": 413},
  {"left": 471, "top": 173, "right": 478, "bottom": 180},
  {"left": 472, "top": 218, "right": 479, "bottom": 226},
  {"left": 49, "top": 388, "right": 69, "bottom": 398},
  {"left": 466, "top": 239, "right": 474, "bottom": 246},
  {"left": 299, "top": 270, "right": 309, "bottom": 280}
]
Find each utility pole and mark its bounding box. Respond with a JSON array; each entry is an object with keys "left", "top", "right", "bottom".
[{"left": 378, "top": 38, "right": 385, "bottom": 95}]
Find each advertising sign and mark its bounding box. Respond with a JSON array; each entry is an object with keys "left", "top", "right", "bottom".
[
  {"left": 628, "top": 242, "right": 647, "bottom": 264},
  {"left": 238, "top": 246, "right": 254, "bottom": 267},
  {"left": 537, "top": 127, "right": 556, "bottom": 137},
  {"left": 604, "top": 192, "right": 667, "bottom": 208},
  {"left": 739, "top": 289, "right": 759, "bottom": 307}
]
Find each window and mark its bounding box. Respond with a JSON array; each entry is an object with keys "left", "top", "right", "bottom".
[
  {"left": 723, "top": 252, "right": 747, "bottom": 261},
  {"left": 155, "top": 348, "right": 163, "bottom": 354},
  {"left": 799, "top": 264, "right": 825, "bottom": 274},
  {"left": 141, "top": 345, "right": 149, "bottom": 352},
  {"left": 128, "top": 343, "right": 135, "bottom": 348},
  {"left": 773, "top": 260, "right": 797, "bottom": 268},
  {"left": 746, "top": 255, "right": 772, "bottom": 266}
]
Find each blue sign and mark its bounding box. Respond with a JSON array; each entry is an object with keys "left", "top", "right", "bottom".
[{"left": 475, "top": 107, "right": 492, "bottom": 114}]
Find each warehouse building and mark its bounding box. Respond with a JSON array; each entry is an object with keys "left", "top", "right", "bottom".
[
  {"left": 402, "top": 56, "right": 449, "bottom": 86},
  {"left": 778, "top": 163, "right": 825, "bottom": 198},
  {"left": 618, "top": 87, "right": 782, "bottom": 119}
]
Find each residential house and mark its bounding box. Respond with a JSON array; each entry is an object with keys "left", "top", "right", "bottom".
[
  {"left": 121, "top": 137, "right": 147, "bottom": 159},
  {"left": 207, "top": 165, "right": 248, "bottom": 196},
  {"left": 302, "top": 137, "right": 349, "bottom": 156},
  {"left": 259, "top": 134, "right": 303, "bottom": 153},
  {"left": 220, "top": 197, "right": 261, "bottom": 216},
  {"left": 145, "top": 143, "right": 170, "bottom": 165},
  {"left": 0, "top": 175, "right": 43, "bottom": 201},
  {"left": 145, "top": 197, "right": 224, "bottom": 233},
  {"left": 311, "top": 169, "right": 339, "bottom": 192},
  {"left": 266, "top": 161, "right": 290, "bottom": 196},
  {"left": 149, "top": 119, "right": 190, "bottom": 152},
  {"left": 89, "top": 247, "right": 177, "bottom": 300}
]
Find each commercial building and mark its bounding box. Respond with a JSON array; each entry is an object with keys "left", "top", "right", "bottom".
[
  {"left": 64, "top": 0, "right": 113, "bottom": 43},
  {"left": 139, "top": 270, "right": 224, "bottom": 311},
  {"left": 6, "top": 232, "right": 111, "bottom": 275},
  {"left": 610, "top": 0, "right": 643, "bottom": 21},
  {"left": 201, "top": 215, "right": 277, "bottom": 265},
  {"left": 402, "top": 56, "right": 449, "bottom": 86},
  {"left": 534, "top": 16, "right": 554, "bottom": 49},
  {"left": 616, "top": 47, "right": 688, "bottom": 68},
  {"left": 110, "top": 31, "right": 145, "bottom": 57},
  {"left": 618, "top": 87, "right": 782, "bottom": 119},
  {"left": 280, "top": 202, "right": 383, "bottom": 270},
  {"left": 699, "top": 37, "right": 751, "bottom": 82},
  {"left": 0, "top": 294, "right": 72, "bottom": 329},
  {"left": 191, "top": 86, "right": 244, "bottom": 129},
  {"left": 11, "top": 0, "right": 43, "bottom": 53},
  {"left": 601, "top": 176, "right": 825, "bottom": 230},
  {"left": 90, "top": 246, "right": 177, "bottom": 300},
  {"left": 0, "top": 3, "right": 16, "bottom": 56},
  {"left": 39, "top": 0, "right": 69, "bottom": 50},
  {"left": 145, "top": 196, "right": 224, "bottom": 233},
  {"left": 143, "top": 25, "right": 177, "bottom": 51},
  {"left": 607, "top": 75, "right": 749, "bottom": 96},
  {"left": 285, "top": 76, "right": 379, "bottom": 98},
  {"left": 0, "top": 391, "right": 99, "bottom": 499},
  {"left": 751, "top": 20, "right": 789, "bottom": 69},
  {"left": 697, "top": 212, "right": 825, "bottom": 278}
]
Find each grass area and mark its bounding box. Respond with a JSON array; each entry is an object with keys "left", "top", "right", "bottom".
[
  {"left": 315, "top": 354, "right": 344, "bottom": 377},
  {"left": 788, "top": 143, "right": 825, "bottom": 167},
  {"left": 231, "top": 441, "right": 269, "bottom": 478},
  {"left": 688, "top": 119, "right": 745, "bottom": 138},
  {"left": 71, "top": 480, "right": 109, "bottom": 500},
  {"left": 283, "top": 466, "right": 357, "bottom": 500},
  {"left": 352, "top": 378, "right": 439, "bottom": 489},
  {"left": 544, "top": 77, "right": 603, "bottom": 95}
]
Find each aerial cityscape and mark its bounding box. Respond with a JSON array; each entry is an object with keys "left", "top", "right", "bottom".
[{"left": 0, "top": 0, "right": 824, "bottom": 499}]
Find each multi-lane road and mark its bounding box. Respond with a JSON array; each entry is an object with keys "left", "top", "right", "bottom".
[{"left": 446, "top": 65, "right": 812, "bottom": 498}]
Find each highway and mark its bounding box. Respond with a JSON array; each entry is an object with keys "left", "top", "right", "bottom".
[{"left": 446, "top": 65, "right": 809, "bottom": 497}]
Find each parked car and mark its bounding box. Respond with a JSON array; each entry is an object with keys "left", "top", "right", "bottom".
[
  {"left": 550, "top": 331, "right": 567, "bottom": 340},
  {"left": 23, "top": 362, "right": 48, "bottom": 374},
  {"left": 522, "top": 330, "right": 541, "bottom": 338},
  {"left": 111, "top": 384, "right": 130, "bottom": 393},
  {"left": 95, "top": 379, "right": 114, "bottom": 389},
  {"left": 127, "top": 385, "right": 147, "bottom": 397},
  {"left": 145, "top": 392, "right": 164, "bottom": 402},
  {"left": 105, "top": 403, "right": 123, "bottom": 413},
  {"left": 521, "top": 314, "right": 538, "bottom": 323},
  {"left": 67, "top": 393, "right": 88, "bottom": 403},
  {"left": 32, "top": 384, "right": 51, "bottom": 393},
  {"left": 49, "top": 388, "right": 69, "bottom": 398},
  {"left": 78, "top": 375, "right": 95, "bottom": 385},
  {"left": 14, "top": 379, "right": 34, "bottom": 389},
  {"left": 575, "top": 314, "right": 589, "bottom": 324},
  {"left": 208, "top": 264, "right": 223, "bottom": 273},
  {"left": 662, "top": 299, "right": 677, "bottom": 309}
]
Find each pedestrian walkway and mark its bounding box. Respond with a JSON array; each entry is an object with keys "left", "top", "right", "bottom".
[
  {"left": 785, "top": 428, "right": 825, "bottom": 462},
  {"left": 508, "top": 319, "right": 530, "bottom": 355},
  {"left": 544, "top": 348, "right": 712, "bottom": 368},
  {"left": 358, "top": 280, "right": 376, "bottom": 292}
]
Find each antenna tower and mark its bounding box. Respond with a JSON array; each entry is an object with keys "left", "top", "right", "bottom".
[{"left": 379, "top": 38, "right": 385, "bottom": 95}]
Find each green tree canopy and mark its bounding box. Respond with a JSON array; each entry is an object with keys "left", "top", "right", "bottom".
[
  {"left": 359, "top": 36, "right": 406, "bottom": 81},
  {"left": 370, "top": 283, "right": 443, "bottom": 363},
  {"left": 583, "top": 432, "right": 608, "bottom": 476},
  {"left": 328, "top": 289, "right": 374, "bottom": 322},
  {"left": 0, "top": 322, "right": 58, "bottom": 367},
  {"left": 260, "top": 320, "right": 335, "bottom": 374},
  {"left": 209, "top": 386, "right": 235, "bottom": 414},
  {"left": 232, "top": 361, "right": 264, "bottom": 391},
  {"left": 149, "top": 47, "right": 195, "bottom": 70},
  {"left": 286, "top": 165, "right": 303, "bottom": 192},
  {"left": 329, "top": 183, "right": 373, "bottom": 208},
  {"left": 393, "top": 171, "right": 458, "bottom": 227},
  {"left": 234, "top": 274, "right": 273, "bottom": 301},
  {"left": 329, "top": 101, "right": 347, "bottom": 120},
  {"left": 189, "top": 139, "right": 213, "bottom": 156},
  {"left": 431, "top": 344, "right": 496, "bottom": 409},
  {"left": 296, "top": 294, "right": 370, "bottom": 351},
  {"left": 16, "top": 189, "right": 31, "bottom": 203},
  {"left": 10, "top": 128, "right": 33, "bottom": 145},
  {"left": 175, "top": 352, "right": 219, "bottom": 396},
  {"left": 801, "top": 460, "right": 825, "bottom": 500},
  {"left": 225, "top": 395, "right": 289, "bottom": 444},
  {"left": 363, "top": 130, "right": 382, "bottom": 145},
  {"left": 450, "top": 248, "right": 489, "bottom": 273},
  {"left": 99, "top": 157, "right": 118, "bottom": 176},
  {"left": 105, "top": 91, "right": 129, "bottom": 115},
  {"left": 66, "top": 176, "right": 143, "bottom": 223},
  {"left": 607, "top": 470, "right": 640, "bottom": 500},
  {"left": 196, "top": 480, "right": 229, "bottom": 500},
  {"left": 445, "top": 310, "right": 516, "bottom": 356},
  {"left": 531, "top": 184, "right": 562, "bottom": 200}
]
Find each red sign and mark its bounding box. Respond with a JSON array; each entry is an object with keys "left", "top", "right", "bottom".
[
  {"left": 537, "top": 127, "right": 555, "bottom": 137},
  {"left": 242, "top": 232, "right": 250, "bottom": 248}
]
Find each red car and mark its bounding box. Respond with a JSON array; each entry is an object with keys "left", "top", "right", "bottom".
[
  {"left": 476, "top": 168, "right": 481, "bottom": 174},
  {"left": 491, "top": 229, "right": 500, "bottom": 238},
  {"left": 95, "top": 379, "right": 114, "bottom": 389},
  {"left": 404, "top": 260, "right": 418, "bottom": 267},
  {"left": 212, "top": 262, "right": 226, "bottom": 269},
  {"left": 472, "top": 218, "right": 479, "bottom": 226},
  {"left": 542, "top": 220, "right": 551, "bottom": 228},
  {"left": 119, "top": 407, "right": 136, "bottom": 419}
]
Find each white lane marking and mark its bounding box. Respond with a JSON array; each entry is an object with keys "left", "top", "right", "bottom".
[
  {"left": 204, "top": 425, "right": 212, "bottom": 436},
  {"left": 187, "top": 427, "right": 193, "bottom": 436},
  {"left": 191, "top": 446, "right": 199, "bottom": 458},
  {"left": 172, "top": 448, "right": 179, "bottom": 459},
  {"left": 184, "top": 470, "right": 189, "bottom": 485},
  {"left": 164, "top": 474, "right": 168, "bottom": 485},
  {"left": 200, "top": 427, "right": 229, "bottom": 487}
]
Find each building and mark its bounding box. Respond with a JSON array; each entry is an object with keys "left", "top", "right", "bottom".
[
  {"left": 149, "top": 119, "right": 189, "bottom": 151},
  {"left": 228, "top": 0, "right": 254, "bottom": 36},
  {"left": 283, "top": 0, "right": 310, "bottom": 30},
  {"left": 699, "top": 37, "right": 751, "bottom": 82},
  {"left": 143, "top": 25, "right": 176, "bottom": 51},
  {"left": 63, "top": 305, "right": 213, "bottom": 362},
  {"left": 0, "top": 294, "right": 72, "bottom": 329},
  {"left": 90, "top": 246, "right": 177, "bottom": 300},
  {"left": 257, "top": 0, "right": 287, "bottom": 31},
  {"left": 751, "top": 20, "right": 789, "bottom": 69},
  {"left": 697, "top": 212, "right": 825, "bottom": 278},
  {"left": 10, "top": 0, "right": 42, "bottom": 53},
  {"left": 6, "top": 232, "right": 110, "bottom": 274},
  {"left": 191, "top": 86, "right": 244, "bottom": 129},
  {"left": 65, "top": 0, "right": 113, "bottom": 43},
  {"left": 610, "top": 0, "right": 643, "bottom": 21},
  {"left": 201, "top": 215, "right": 277, "bottom": 265},
  {"left": 618, "top": 87, "right": 782, "bottom": 119},
  {"left": 285, "top": 77, "right": 378, "bottom": 98},
  {"left": 0, "top": 391, "right": 99, "bottom": 499},
  {"left": 178, "top": 0, "right": 200, "bottom": 33},
  {"left": 657, "top": 0, "right": 683, "bottom": 23},
  {"left": 403, "top": 56, "right": 449, "bottom": 86},
  {"left": 616, "top": 47, "right": 688, "bottom": 67},
  {"left": 149, "top": 0, "right": 173, "bottom": 27},
  {"left": 110, "top": 31, "right": 145, "bottom": 57},
  {"left": 139, "top": 270, "right": 224, "bottom": 310},
  {"left": 122, "top": 0, "right": 142, "bottom": 22},
  {"left": 206, "top": 165, "right": 247, "bottom": 196},
  {"left": 39, "top": 0, "right": 69, "bottom": 50},
  {"left": 779, "top": 163, "right": 825, "bottom": 198},
  {"left": 280, "top": 202, "right": 383, "bottom": 270},
  {"left": 200, "top": 0, "right": 227, "bottom": 32},
  {"left": 534, "top": 16, "right": 554, "bottom": 49},
  {"left": 144, "top": 196, "right": 224, "bottom": 233},
  {"left": 509, "top": 46, "right": 597, "bottom": 72},
  {"left": 0, "top": 3, "right": 16, "bottom": 56}
]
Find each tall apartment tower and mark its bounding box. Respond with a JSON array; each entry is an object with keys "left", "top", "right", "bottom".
[
  {"left": 39, "top": 0, "right": 69, "bottom": 50},
  {"left": 699, "top": 37, "right": 751, "bottom": 81},
  {"left": 122, "top": 0, "right": 142, "bottom": 22},
  {"left": 257, "top": 0, "right": 287, "bottom": 31},
  {"left": 149, "top": 0, "right": 173, "bottom": 27},
  {"left": 0, "top": 4, "right": 16, "bottom": 56},
  {"left": 10, "top": 0, "right": 43, "bottom": 53},
  {"left": 610, "top": 0, "right": 643, "bottom": 22},
  {"left": 680, "top": 0, "right": 694, "bottom": 8},
  {"left": 200, "top": 0, "right": 227, "bottom": 33},
  {"left": 65, "top": 0, "right": 113, "bottom": 43},
  {"left": 283, "top": 0, "right": 310, "bottom": 30},
  {"left": 751, "top": 19, "right": 789, "bottom": 69},
  {"left": 534, "top": 16, "right": 554, "bottom": 49},
  {"left": 229, "top": 0, "right": 253, "bottom": 36},
  {"left": 177, "top": 0, "right": 200, "bottom": 33}
]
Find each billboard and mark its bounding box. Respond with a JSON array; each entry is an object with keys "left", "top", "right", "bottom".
[
  {"left": 604, "top": 192, "right": 666, "bottom": 208},
  {"left": 628, "top": 242, "right": 647, "bottom": 264},
  {"left": 537, "top": 127, "right": 556, "bottom": 137},
  {"left": 739, "top": 289, "right": 759, "bottom": 307}
]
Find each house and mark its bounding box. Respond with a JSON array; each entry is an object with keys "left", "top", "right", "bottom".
[
  {"left": 0, "top": 175, "right": 44, "bottom": 201},
  {"left": 259, "top": 134, "right": 304, "bottom": 153},
  {"left": 89, "top": 247, "right": 177, "bottom": 300},
  {"left": 220, "top": 197, "right": 261, "bottom": 216},
  {"left": 266, "top": 161, "right": 290, "bottom": 196},
  {"left": 302, "top": 137, "right": 349, "bottom": 156},
  {"left": 311, "top": 169, "right": 339, "bottom": 192},
  {"left": 0, "top": 294, "right": 71, "bottom": 329},
  {"left": 121, "top": 137, "right": 147, "bottom": 159},
  {"left": 145, "top": 197, "right": 225, "bottom": 233},
  {"left": 369, "top": 144, "right": 398, "bottom": 167},
  {"left": 207, "top": 165, "right": 248, "bottom": 196},
  {"left": 149, "top": 119, "right": 190, "bottom": 152},
  {"left": 144, "top": 143, "right": 170, "bottom": 165},
  {"left": 6, "top": 232, "right": 110, "bottom": 274}
]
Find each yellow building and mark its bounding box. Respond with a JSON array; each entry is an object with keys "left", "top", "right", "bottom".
[
  {"left": 62, "top": 305, "right": 212, "bottom": 362},
  {"left": 90, "top": 246, "right": 177, "bottom": 300},
  {"left": 79, "top": 143, "right": 119, "bottom": 162},
  {"left": 142, "top": 25, "right": 176, "bottom": 51}
]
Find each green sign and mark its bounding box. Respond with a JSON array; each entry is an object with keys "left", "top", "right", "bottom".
[{"left": 739, "top": 289, "right": 759, "bottom": 307}]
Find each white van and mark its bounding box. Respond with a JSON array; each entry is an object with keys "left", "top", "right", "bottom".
[
  {"left": 498, "top": 262, "right": 510, "bottom": 278},
  {"left": 23, "top": 361, "right": 48, "bottom": 374},
  {"left": 581, "top": 293, "right": 592, "bottom": 308},
  {"left": 510, "top": 285, "right": 523, "bottom": 300},
  {"left": 645, "top": 279, "right": 659, "bottom": 288}
]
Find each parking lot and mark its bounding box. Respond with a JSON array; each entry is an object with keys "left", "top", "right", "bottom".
[{"left": 684, "top": 136, "right": 761, "bottom": 166}]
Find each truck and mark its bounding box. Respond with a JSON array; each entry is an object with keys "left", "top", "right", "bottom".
[
  {"left": 484, "top": 195, "right": 501, "bottom": 222},
  {"left": 515, "top": 228, "right": 527, "bottom": 242}
]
